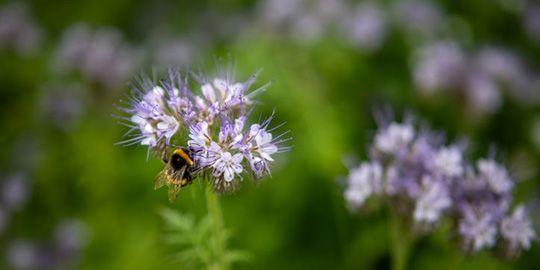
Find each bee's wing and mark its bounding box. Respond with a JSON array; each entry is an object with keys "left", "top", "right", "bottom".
[
  {"left": 153, "top": 169, "right": 168, "bottom": 190},
  {"left": 167, "top": 166, "right": 187, "bottom": 202},
  {"left": 168, "top": 185, "right": 182, "bottom": 202}
]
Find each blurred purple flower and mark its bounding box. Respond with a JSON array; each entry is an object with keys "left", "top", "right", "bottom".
[
  {"left": 0, "top": 206, "right": 8, "bottom": 234},
  {"left": 0, "top": 3, "right": 42, "bottom": 56},
  {"left": 458, "top": 205, "right": 498, "bottom": 252},
  {"left": 39, "top": 83, "right": 86, "bottom": 132},
  {"left": 412, "top": 43, "right": 540, "bottom": 115},
  {"left": 431, "top": 146, "right": 463, "bottom": 179},
  {"left": 258, "top": 0, "right": 302, "bottom": 29},
  {"left": 6, "top": 219, "right": 88, "bottom": 270},
  {"left": 54, "top": 219, "right": 89, "bottom": 261},
  {"left": 413, "top": 41, "right": 466, "bottom": 93},
  {"left": 392, "top": 0, "right": 444, "bottom": 38},
  {"left": 2, "top": 173, "right": 29, "bottom": 212},
  {"left": 464, "top": 68, "right": 502, "bottom": 114},
  {"left": 6, "top": 240, "right": 41, "bottom": 270},
  {"left": 477, "top": 159, "right": 514, "bottom": 194},
  {"left": 341, "top": 2, "right": 387, "bottom": 52},
  {"left": 258, "top": 0, "right": 346, "bottom": 42},
  {"left": 414, "top": 175, "right": 451, "bottom": 224},
  {"left": 344, "top": 162, "right": 382, "bottom": 209},
  {"left": 150, "top": 37, "right": 200, "bottom": 67},
  {"left": 374, "top": 122, "right": 414, "bottom": 156},
  {"left": 476, "top": 47, "right": 540, "bottom": 105},
  {"left": 500, "top": 205, "right": 536, "bottom": 254},
  {"left": 345, "top": 113, "right": 536, "bottom": 256},
  {"left": 53, "top": 24, "right": 141, "bottom": 89},
  {"left": 524, "top": 3, "right": 540, "bottom": 42}
]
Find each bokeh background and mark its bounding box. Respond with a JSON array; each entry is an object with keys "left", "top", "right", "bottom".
[{"left": 1, "top": 0, "right": 540, "bottom": 269}]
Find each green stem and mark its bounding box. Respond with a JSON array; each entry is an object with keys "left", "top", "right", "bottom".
[
  {"left": 389, "top": 210, "right": 411, "bottom": 270},
  {"left": 206, "top": 186, "right": 228, "bottom": 270}
]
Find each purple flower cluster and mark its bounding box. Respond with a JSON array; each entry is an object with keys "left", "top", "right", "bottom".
[
  {"left": 6, "top": 220, "right": 88, "bottom": 270},
  {"left": 39, "top": 82, "right": 87, "bottom": 132},
  {"left": 0, "top": 172, "right": 88, "bottom": 269},
  {"left": 344, "top": 117, "right": 536, "bottom": 256},
  {"left": 256, "top": 0, "right": 447, "bottom": 52},
  {"left": 257, "top": 0, "right": 539, "bottom": 116},
  {"left": 0, "top": 3, "right": 43, "bottom": 56},
  {"left": 412, "top": 42, "right": 540, "bottom": 115},
  {"left": 257, "top": 0, "right": 387, "bottom": 50},
  {"left": 119, "top": 67, "right": 290, "bottom": 192},
  {"left": 53, "top": 24, "right": 141, "bottom": 89},
  {"left": 0, "top": 173, "right": 30, "bottom": 234}
]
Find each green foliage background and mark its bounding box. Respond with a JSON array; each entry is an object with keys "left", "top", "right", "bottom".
[{"left": 1, "top": 0, "right": 539, "bottom": 269}]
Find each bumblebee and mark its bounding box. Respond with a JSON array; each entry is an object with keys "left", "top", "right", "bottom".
[{"left": 154, "top": 147, "right": 195, "bottom": 202}]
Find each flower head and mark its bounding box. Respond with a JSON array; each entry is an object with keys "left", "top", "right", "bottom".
[
  {"left": 118, "top": 65, "right": 290, "bottom": 193},
  {"left": 345, "top": 113, "right": 536, "bottom": 256}
]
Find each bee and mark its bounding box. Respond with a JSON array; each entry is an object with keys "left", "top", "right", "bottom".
[{"left": 154, "top": 147, "right": 195, "bottom": 202}]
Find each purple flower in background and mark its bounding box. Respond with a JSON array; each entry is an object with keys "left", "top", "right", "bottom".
[
  {"left": 431, "top": 146, "right": 463, "bottom": 179},
  {"left": 39, "top": 83, "right": 86, "bottom": 132},
  {"left": 6, "top": 240, "right": 41, "bottom": 270},
  {"left": 0, "top": 206, "right": 8, "bottom": 234},
  {"left": 2, "top": 173, "right": 29, "bottom": 212},
  {"left": 459, "top": 206, "right": 498, "bottom": 252},
  {"left": 500, "top": 205, "right": 536, "bottom": 254},
  {"left": 412, "top": 41, "right": 466, "bottom": 93},
  {"left": 464, "top": 68, "right": 502, "bottom": 114},
  {"left": 53, "top": 24, "right": 141, "bottom": 89},
  {"left": 5, "top": 219, "right": 89, "bottom": 270},
  {"left": 118, "top": 65, "right": 290, "bottom": 192},
  {"left": 414, "top": 176, "right": 451, "bottom": 224},
  {"left": 341, "top": 2, "right": 387, "bottom": 52},
  {"left": 476, "top": 47, "right": 540, "bottom": 105},
  {"left": 524, "top": 3, "right": 540, "bottom": 42},
  {"left": 412, "top": 42, "right": 540, "bottom": 116},
  {"left": 148, "top": 34, "right": 204, "bottom": 67},
  {"left": 258, "top": 0, "right": 302, "bottom": 30},
  {"left": 258, "top": 0, "right": 346, "bottom": 42},
  {"left": 344, "top": 162, "right": 382, "bottom": 210},
  {"left": 0, "top": 3, "right": 42, "bottom": 56},
  {"left": 392, "top": 0, "right": 444, "bottom": 38},
  {"left": 374, "top": 122, "right": 414, "bottom": 156},
  {"left": 54, "top": 219, "right": 89, "bottom": 261},
  {"left": 345, "top": 113, "right": 536, "bottom": 256},
  {"left": 477, "top": 159, "right": 513, "bottom": 194}
]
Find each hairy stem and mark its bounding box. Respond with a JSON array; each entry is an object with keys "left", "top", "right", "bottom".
[
  {"left": 206, "top": 186, "right": 228, "bottom": 270},
  {"left": 389, "top": 209, "right": 411, "bottom": 270}
]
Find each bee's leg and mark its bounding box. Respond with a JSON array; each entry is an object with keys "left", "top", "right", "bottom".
[
  {"left": 161, "top": 150, "right": 169, "bottom": 164},
  {"left": 179, "top": 174, "right": 192, "bottom": 187},
  {"left": 179, "top": 178, "right": 187, "bottom": 187}
]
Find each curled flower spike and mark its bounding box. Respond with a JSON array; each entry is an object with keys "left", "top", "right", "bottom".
[
  {"left": 344, "top": 112, "right": 536, "bottom": 257},
  {"left": 116, "top": 65, "right": 290, "bottom": 196}
]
